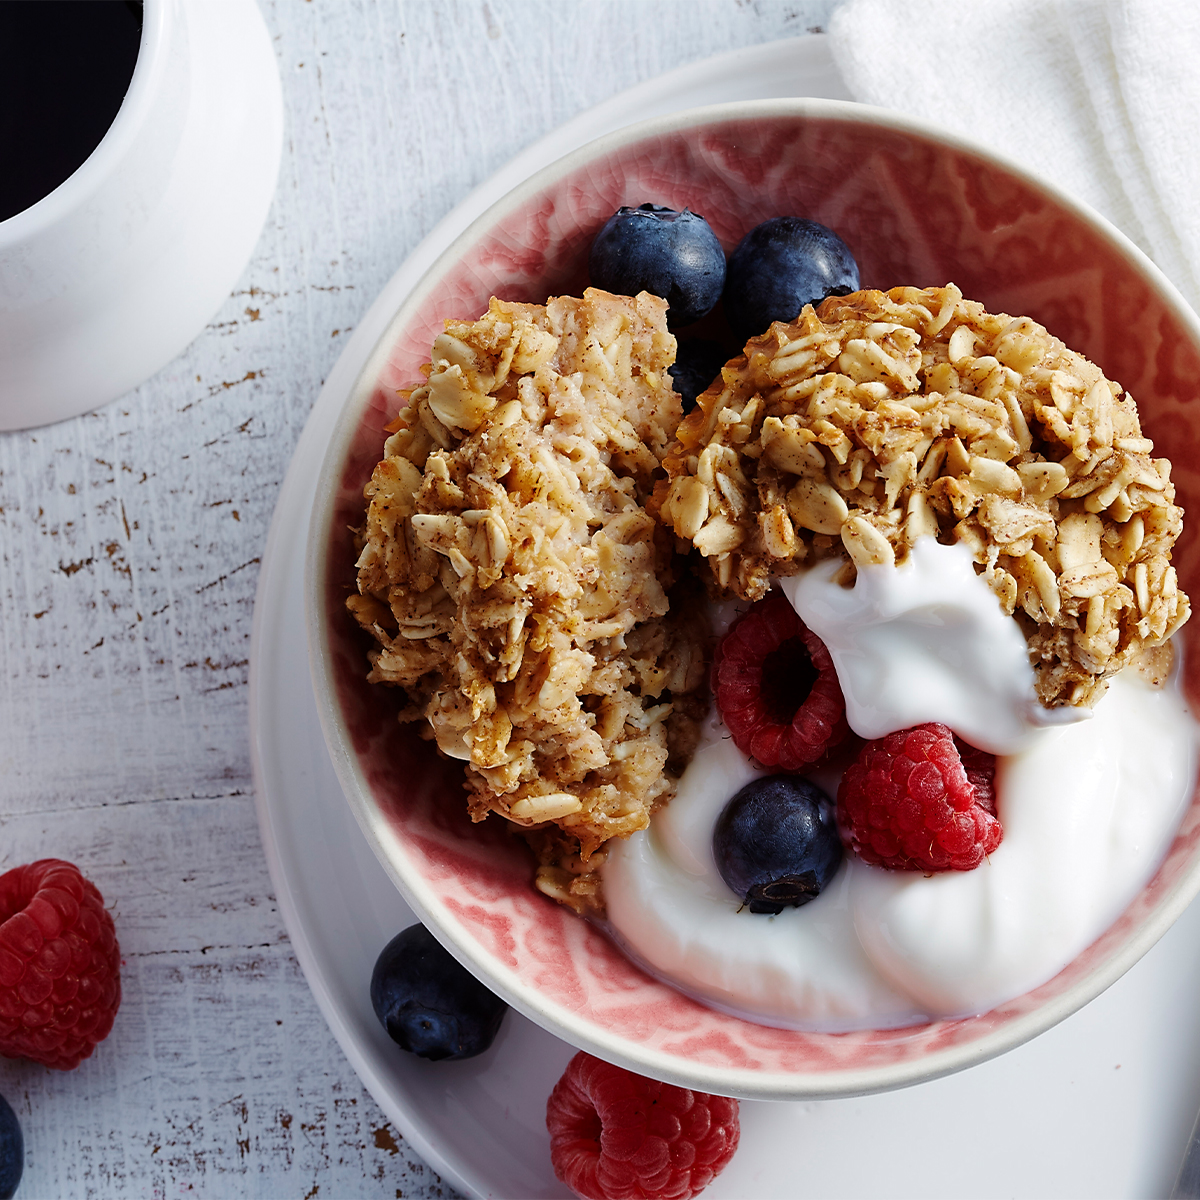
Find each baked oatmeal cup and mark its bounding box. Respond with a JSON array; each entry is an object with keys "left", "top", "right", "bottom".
[
  {"left": 347, "top": 289, "right": 710, "bottom": 918},
  {"left": 656, "top": 282, "right": 1190, "bottom": 705}
]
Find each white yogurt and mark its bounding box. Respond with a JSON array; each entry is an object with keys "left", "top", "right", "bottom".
[
  {"left": 604, "top": 539, "right": 1197, "bottom": 1027},
  {"left": 604, "top": 710, "right": 926, "bottom": 1029},
  {"left": 781, "top": 538, "right": 1086, "bottom": 754}
]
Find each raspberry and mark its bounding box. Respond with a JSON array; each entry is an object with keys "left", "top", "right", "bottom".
[
  {"left": 546, "top": 1053, "right": 740, "bottom": 1200},
  {"left": 712, "top": 593, "right": 848, "bottom": 771},
  {"left": 0, "top": 859, "right": 121, "bottom": 1070},
  {"left": 837, "top": 724, "right": 1002, "bottom": 872},
  {"left": 955, "top": 737, "right": 998, "bottom": 816}
]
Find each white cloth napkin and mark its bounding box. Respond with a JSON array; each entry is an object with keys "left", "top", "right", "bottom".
[{"left": 828, "top": 0, "right": 1200, "bottom": 314}]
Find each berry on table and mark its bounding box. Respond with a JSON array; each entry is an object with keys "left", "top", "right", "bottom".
[
  {"left": 723, "top": 216, "right": 860, "bottom": 341},
  {"left": 589, "top": 204, "right": 726, "bottom": 328},
  {"left": 370, "top": 924, "right": 507, "bottom": 1061},
  {"left": 0, "top": 1093, "right": 20, "bottom": 1200},
  {"left": 0, "top": 859, "right": 121, "bottom": 1071},
  {"left": 712, "top": 593, "right": 849, "bottom": 772},
  {"left": 837, "top": 724, "right": 1002, "bottom": 872},
  {"left": 546, "top": 1052, "right": 740, "bottom": 1200},
  {"left": 713, "top": 775, "right": 843, "bottom": 914}
]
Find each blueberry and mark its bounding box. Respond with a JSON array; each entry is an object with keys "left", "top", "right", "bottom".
[
  {"left": 713, "top": 775, "right": 842, "bottom": 914},
  {"left": 588, "top": 203, "right": 726, "bottom": 327},
  {"left": 370, "top": 924, "right": 508, "bottom": 1061},
  {"left": 723, "top": 216, "right": 860, "bottom": 341},
  {"left": 669, "top": 338, "right": 729, "bottom": 412},
  {"left": 0, "top": 1094, "right": 21, "bottom": 1200}
]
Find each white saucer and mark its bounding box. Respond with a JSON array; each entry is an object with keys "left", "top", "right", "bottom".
[{"left": 249, "top": 35, "right": 1200, "bottom": 1199}]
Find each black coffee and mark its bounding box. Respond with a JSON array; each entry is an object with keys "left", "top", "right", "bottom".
[{"left": 0, "top": 1, "right": 143, "bottom": 223}]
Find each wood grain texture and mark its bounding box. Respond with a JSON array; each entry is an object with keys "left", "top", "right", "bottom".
[{"left": 0, "top": 0, "right": 834, "bottom": 1194}]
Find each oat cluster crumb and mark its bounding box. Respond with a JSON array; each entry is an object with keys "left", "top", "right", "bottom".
[
  {"left": 655, "top": 284, "right": 1190, "bottom": 707},
  {"left": 348, "top": 289, "right": 708, "bottom": 915}
]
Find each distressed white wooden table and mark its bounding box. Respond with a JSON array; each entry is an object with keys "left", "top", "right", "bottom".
[{"left": 0, "top": 2, "right": 836, "bottom": 1195}]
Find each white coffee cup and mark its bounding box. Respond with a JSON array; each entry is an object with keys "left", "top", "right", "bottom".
[{"left": 0, "top": 0, "right": 283, "bottom": 430}]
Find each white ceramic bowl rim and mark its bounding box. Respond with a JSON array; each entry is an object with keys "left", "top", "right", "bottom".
[
  {"left": 307, "top": 95, "right": 1200, "bottom": 1100},
  {"left": 0, "top": 0, "right": 167, "bottom": 244}
]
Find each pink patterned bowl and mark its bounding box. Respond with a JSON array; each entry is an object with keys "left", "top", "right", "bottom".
[{"left": 306, "top": 99, "right": 1200, "bottom": 1100}]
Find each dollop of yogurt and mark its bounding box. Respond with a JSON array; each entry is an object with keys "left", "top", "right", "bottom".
[
  {"left": 781, "top": 538, "right": 1083, "bottom": 754},
  {"left": 603, "top": 539, "right": 1197, "bottom": 1027}
]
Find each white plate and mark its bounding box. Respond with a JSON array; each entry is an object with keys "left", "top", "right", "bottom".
[{"left": 250, "top": 35, "right": 1200, "bottom": 1200}]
